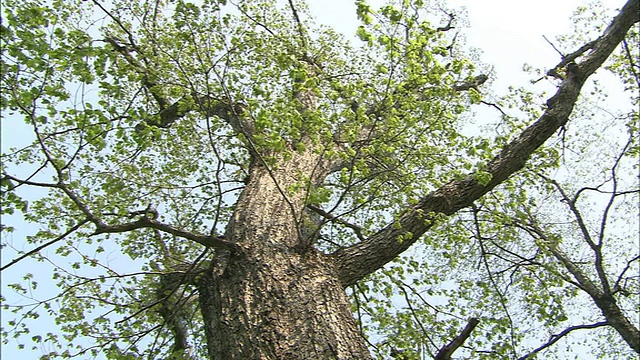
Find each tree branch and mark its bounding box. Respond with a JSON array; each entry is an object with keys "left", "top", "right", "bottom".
[
  {"left": 518, "top": 321, "right": 609, "bottom": 360},
  {"left": 155, "top": 268, "right": 202, "bottom": 358},
  {"left": 104, "top": 35, "right": 250, "bottom": 133},
  {"left": 523, "top": 222, "right": 603, "bottom": 298},
  {"left": 287, "top": 0, "right": 307, "bottom": 50},
  {"left": 307, "top": 204, "right": 365, "bottom": 241},
  {"left": 614, "top": 255, "right": 640, "bottom": 292},
  {"left": 522, "top": 208, "right": 640, "bottom": 352},
  {"left": 453, "top": 74, "right": 488, "bottom": 91},
  {"left": 3, "top": 173, "right": 240, "bottom": 252},
  {"left": 116, "top": 260, "right": 208, "bottom": 326},
  {"left": 534, "top": 172, "right": 599, "bottom": 251},
  {"left": 435, "top": 318, "right": 480, "bottom": 360},
  {"left": 436, "top": 11, "right": 455, "bottom": 32},
  {"left": 0, "top": 219, "right": 90, "bottom": 271},
  {"left": 331, "top": 0, "right": 640, "bottom": 288},
  {"left": 92, "top": 215, "right": 241, "bottom": 252}
]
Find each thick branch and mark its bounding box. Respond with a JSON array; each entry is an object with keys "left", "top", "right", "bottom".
[
  {"left": 93, "top": 217, "right": 241, "bottom": 252},
  {"left": 193, "top": 93, "right": 252, "bottom": 136},
  {"left": 156, "top": 268, "right": 202, "bottom": 358},
  {"left": 525, "top": 223, "right": 603, "bottom": 298},
  {"left": 551, "top": 250, "right": 640, "bottom": 353},
  {"left": 331, "top": 0, "right": 639, "bottom": 288},
  {"left": 115, "top": 257, "right": 209, "bottom": 324},
  {"left": 435, "top": 318, "right": 479, "bottom": 360},
  {"left": 453, "top": 74, "right": 488, "bottom": 91},
  {"left": 104, "top": 37, "right": 251, "bottom": 133}
]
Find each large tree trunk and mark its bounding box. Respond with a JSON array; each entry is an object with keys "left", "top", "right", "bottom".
[
  {"left": 190, "top": 1, "right": 640, "bottom": 357},
  {"left": 197, "top": 250, "right": 370, "bottom": 359},
  {"left": 196, "top": 151, "right": 372, "bottom": 359}
]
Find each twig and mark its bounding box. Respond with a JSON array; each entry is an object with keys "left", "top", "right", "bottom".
[
  {"left": 287, "top": 0, "right": 307, "bottom": 49},
  {"left": 397, "top": 284, "right": 438, "bottom": 355},
  {"left": 518, "top": 322, "right": 608, "bottom": 360},
  {"left": 307, "top": 204, "right": 365, "bottom": 241},
  {"left": 481, "top": 100, "right": 507, "bottom": 116},
  {"left": 472, "top": 205, "right": 518, "bottom": 356},
  {"left": 436, "top": 10, "right": 455, "bottom": 32},
  {"left": 621, "top": 39, "right": 640, "bottom": 88},
  {"left": 0, "top": 219, "right": 90, "bottom": 271},
  {"left": 542, "top": 35, "right": 565, "bottom": 58}
]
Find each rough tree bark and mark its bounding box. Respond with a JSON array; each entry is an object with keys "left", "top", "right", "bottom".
[
  {"left": 183, "top": 1, "right": 639, "bottom": 359},
  {"left": 195, "top": 148, "right": 373, "bottom": 359}
]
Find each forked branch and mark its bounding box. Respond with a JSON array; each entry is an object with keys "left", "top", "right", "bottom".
[
  {"left": 332, "top": 0, "right": 640, "bottom": 287},
  {"left": 1, "top": 174, "right": 242, "bottom": 263}
]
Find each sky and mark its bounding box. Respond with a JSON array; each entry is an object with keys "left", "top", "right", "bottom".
[
  {"left": 1, "top": 0, "right": 631, "bottom": 358},
  {"left": 309, "top": 0, "right": 585, "bottom": 90}
]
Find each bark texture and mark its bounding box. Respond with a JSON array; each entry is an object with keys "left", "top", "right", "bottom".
[
  {"left": 197, "top": 250, "right": 370, "bottom": 359},
  {"left": 594, "top": 294, "right": 640, "bottom": 352},
  {"left": 197, "top": 151, "right": 372, "bottom": 359}
]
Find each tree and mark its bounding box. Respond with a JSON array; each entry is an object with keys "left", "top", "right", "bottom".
[
  {"left": 375, "top": 5, "right": 639, "bottom": 357},
  {"left": 0, "top": 0, "right": 637, "bottom": 359},
  {"left": 461, "top": 123, "right": 639, "bottom": 359}
]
